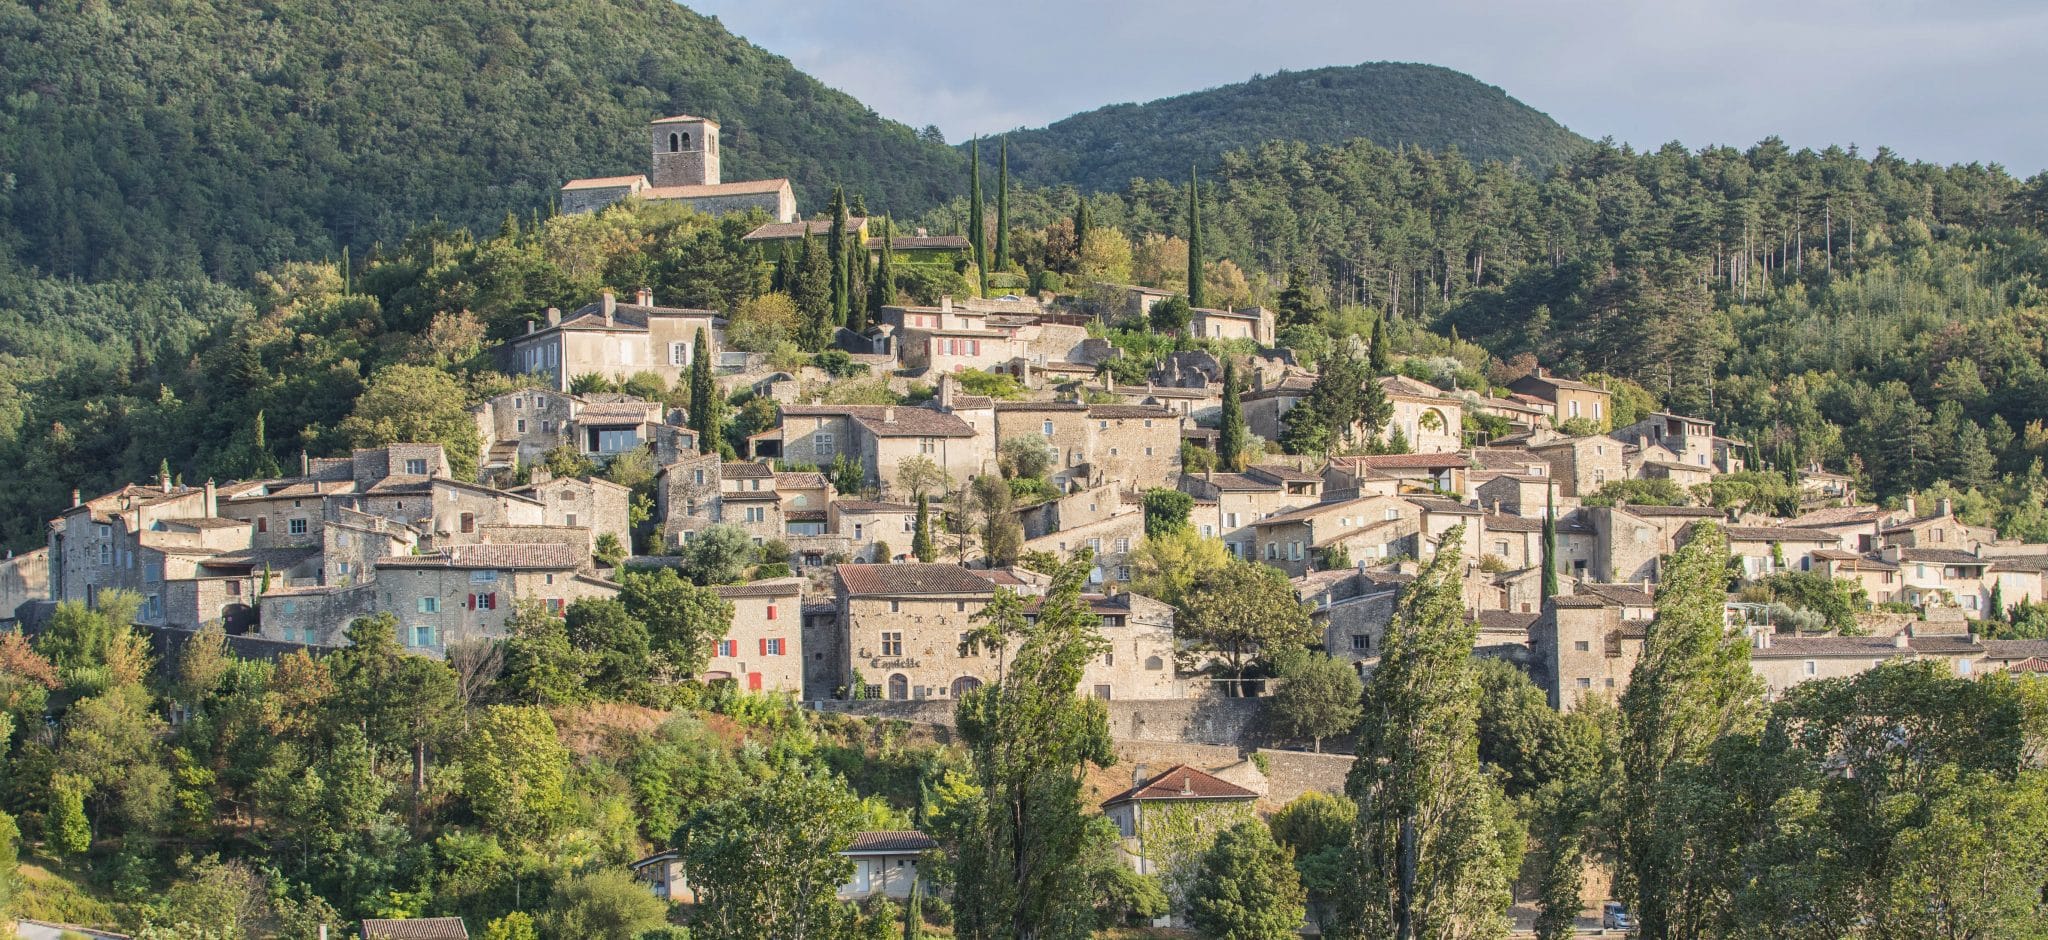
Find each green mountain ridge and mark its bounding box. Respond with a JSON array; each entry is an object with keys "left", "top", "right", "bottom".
[
  {"left": 983, "top": 61, "right": 1590, "bottom": 191},
  {"left": 0, "top": 0, "right": 965, "bottom": 282}
]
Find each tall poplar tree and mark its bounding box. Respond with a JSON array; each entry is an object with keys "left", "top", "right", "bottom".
[
  {"left": 1369, "top": 314, "right": 1392, "bottom": 375},
  {"left": 1218, "top": 360, "right": 1249, "bottom": 471},
  {"left": 1616, "top": 523, "right": 1763, "bottom": 940},
  {"left": 868, "top": 218, "right": 897, "bottom": 321},
  {"left": 1187, "top": 166, "right": 1205, "bottom": 309},
  {"left": 953, "top": 552, "right": 1115, "bottom": 940},
  {"left": 912, "top": 494, "right": 935, "bottom": 563},
  {"left": 1072, "top": 198, "right": 1091, "bottom": 273},
  {"left": 794, "top": 229, "right": 831, "bottom": 351},
  {"left": 995, "top": 137, "right": 1011, "bottom": 271},
  {"left": 1339, "top": 524, "right": 1517, "bottom": 940},
  {"left": 689, "top": 327, "right": 717, "bottom": 454}
]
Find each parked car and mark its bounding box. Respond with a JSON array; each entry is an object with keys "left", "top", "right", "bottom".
[{"left": 1603, "top": 901, "right": 1634, "bottom": 930}]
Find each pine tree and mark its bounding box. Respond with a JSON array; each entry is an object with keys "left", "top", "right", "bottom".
[
  {"left": 689, "top": 328, "right": 718, "bottom": 455},
  {"left": 968, "top": 138, "right": 987, "bottom": 295},
  {"left": 868, "top": 218, "right": 897, "bottom": 321},
  {"left": 1187, "top": 166, "right": 1205, "bottom": 309},
  {"left": 912, "top": 494, "right": 936, "bottom": 563},
  {"left": 1339, "top": 524, "right": 1517, "bottom": 938},
  {"left": 1541, "top": 489, "right": 1560, "bottom": 600},
  {"left": 829, "top": 187, "right": 851, "bottom": 328},
  {"left": 995, "top": 137, "right": 1011, "bottom": 272},
  {"left": 1219, "top": 360, "right": 1249, "bottom": 472}
]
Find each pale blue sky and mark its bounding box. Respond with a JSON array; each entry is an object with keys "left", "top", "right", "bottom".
[{"left": 689, "top": 0, "right": 2048, "bottom": 174}]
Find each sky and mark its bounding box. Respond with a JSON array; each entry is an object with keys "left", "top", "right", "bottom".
[{"left": 687, "top": 0, "right": 2048, "bottom": 174}]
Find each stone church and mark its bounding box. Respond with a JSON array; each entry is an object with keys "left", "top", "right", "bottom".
[{"left": 560, "top": 115, "right": 797, "bottom": 221}]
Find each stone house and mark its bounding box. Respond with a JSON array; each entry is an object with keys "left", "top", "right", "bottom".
[
  {"left": 1327, "top": 453, "right": 1467, "bottom": 495},
  {"left": 46, "top": 478, "right": 224, "bottom": 619},
  {"left": 1878, "top": 498, "right": 1996, "bottom": 552},
  {"left": 1704, "top": 523, "right": 1840, "bottom": 580},
  {"left": 1748, "top": 629, "right": 1987, "bottom": 697},
  {"left": 1531, "top": 592, "right": 1652, "bottom": 710},
  {"left": 1987, "top": 555, "right": 2048, "bottom": 611},
  {"left": 718, "top": 461, "right": 785, "bottom": 542},
  {"left": 1179, "top": 469, "right": 1326, "bottom": 559},
  {"left": 839, "top": 831, "right": 940, "bottom": 901},
  {"left": 0, "top": 548, "right": 49, "bottom": 623},
  {"left": 510, "top": 475, "right": 632, "bottom": 556},
  {"left": 1103, "top": 764, "right": 1261, "bottom": 926},
  {"left": 1797, "top": 466, "right": 1857, "bottom": 508},
  {"left": 992, "top": 402, "right": 1182, "bottom": 492},
  {"left": 1072, "top": 592, "right": 1182, "bottom": 701},
  {"left": 1479, "top": 511, "right": 1545, "bottom": 575},
  {"left": 828, "top": 501, "right": 917, "bottom": 562},
  {"left": 1528, "top": 435, "right": 1628, "bottom": 497},
  {"left": 1295, "top": 567, "right": 1405, "bottom": 670},
  {"left": 1583, "top": 505, "right": 1721, "bottom": 584},
  {"left": 1239, "top": 372, "right": 1317, "bottom": 443},
  {"left": 705, "top": 578, "right": 805, "bottom": 693},
  {"left": 301, "top": 543, "right": 615, "bottom": 653},
  {"left": 1506, "top": 369, "right": 1613, "bottom": 428},
  {"left": 1472, "top": 394, "right": 1553, "bottom": 430},
  {"left": 1250, "top": 494, "right": 1425, "bottom": 577},
  {"left": 1022, "top": 503, "right": 1146, "bottom": 587},
  {"left": 1890, "top": 546, "right": 1993, "bottom": 616},
  {"left": 502, "top": 289, "right": 724, "bottom": 393},
  {"left": 471, "top": 387, "right": 578, "bottom": 471},
  {"left": 1786, "top": 504, "right": 1895, "bottom": 554},
  {"left": 778, "top": 404, "right": 986, "bottom": 494},
  {"left": 1186, "top": 306, "right": 1275, "bottom": 345},
  {"left": 560, "top": 115, "right": 797, "bottom": 221},
  {"left": 741, "top": 217, "right": 871, "bottom": 254},
  {"left": 1380, "top": 376, "right": 1465, "bottom": 453},
  {"left": 1611, "top": 412, "right": 1734, "bottom": 473},
  {"left": 1812, "top": 550, "right": 1904, "bottom": 605},
  {"left": 1472, "top": 465, "right": 1558, "bottom": 518}
]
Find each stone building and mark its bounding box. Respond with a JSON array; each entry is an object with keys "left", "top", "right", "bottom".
[
  {"left": 1526, "top": 435, "right": 1628, "bottom": 497},
  {"left": 502, "top": 290, "right": 724, "bottom": 393},
  {"left": 992, "top": 402, "right": 1183, "bottom": 492},
  {"left": 1186, "top": 306, "right": 1275, "bottom": 345},
  {"left": 473, "top": 388, "right": 696, "bottom": 476},
  {"left": 0, "top": 548, "right": 49, "bottom": 623},
  {"left": 778, "top": 404, "right": 987, "bottom": 494},
  {"left": 1380, "top": 376, "right": 1465, "bottom": 454},
  {"left": 1180, "top": 467, "right": 1326, "bottom": 560},
  {"left": 273, "top": 543, "right": 615, "bottom": 652},
  {"left": 1531, "top": 590, "right": 1652, "bottom": 710},
  {"left": 510, "top": 475, "right": 632, "bottom": 556},
  {"left": 705, "top": 578, "right": 806, "bottom": 693},
  {"left": 559, "top": 115, "right": 797, "bottom": 221},
  {"left": 1506, "top": 369, "right": 1612, "bottom": 428},
  {"left": 1020, "top": 486, "right": 1147, "bottom": 586}
]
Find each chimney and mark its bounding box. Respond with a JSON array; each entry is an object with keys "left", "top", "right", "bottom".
[
  {"left": 159, "top": 468, "right": 172, "bottom": 493},
  {"left": 937, "top": 374, "right": 955, "bottom": 409},
  {"left": 1938, "top": 497, "right": 1953, "bottom": 518},
  {"left": 204, "top": 479, "right": 217, "bottom": 517},
  {"left": 917, "top": 227, "right": 929, "bottom": 238},
  {"left": 602, "top": 290, "right": 616, "bottom": 326},
  {"left": 1904, "top": 493, "right": 1917, "bottom": 517},
  {"left": 526, "top": 320, "right": 535, "bottom": 335},
  {"left": 1101, "top": 371, "right": 1114, "bottom": 392},
  {"left": 71, "top": 489, "right": 81, "bottom": 508},
  {"left": 1180, "top": 774, "right": 1193, "bottom": 796},
  {"left": 547, "top": 306, "right": 561, "bottom": 326},
  {"left": 300, "top": 450, "right": 310, "bottom": 476},
  {"left": 636, "top": 287, "right": 653, "bottom": 306},
  {"left": 940, "top": 295, "right": 953, "bottom": 313},
  {"left": 883, "top": 406, "right": 897, "bottom": 424},
  {"left": 1894, "top": 631, "right": 1910, "bottom": 649}
]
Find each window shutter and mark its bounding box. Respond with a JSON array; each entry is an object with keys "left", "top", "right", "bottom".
[
  {"left": 766, "top": 604, "right": 777, "bottom": 620},
  {"left": 759, "top": 637, "right": 768, "bottom": 656},
  {"left": 466, "top": 594, "right": 476, "bottom": 610}
]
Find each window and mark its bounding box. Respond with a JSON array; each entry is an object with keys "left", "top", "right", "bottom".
[
  {"left": 514, "top": 397, "right": 525, "bottom": 411},
  {"left": 1225, "top": 512, "right": 1239, "bottom": 528},
  {"left": 1145, "top": 447, "right": 1154, "bottom": 456},
  {"left": 469, "top": 592, "right": 498, "bottom": 610},
  {"left": 1351, "top": 634, "right": 1370, "bottom": 651},
  {"left": 413, "top": 625, "right": 435, "bottom": 648},
  {"left": 417, "top": 597, "right": 441, "bottom": 613},
  {"left": 745, "top": 507, "right": 766, "bottom": 523},
  {"left": 955, "top": 600, "right": 968, "bottom": 612},
  {"left": 919, "top": 437, "right": 937, "bottom": 454},
  {"left": 1494, "top": 540, "right": 1509, "bottom": 557},
  {"left": 1093, "top": 685, "right": 1113, "bottom": 700},
  {"left": 1114, "top": 538, "right": 1130, "bottom": 554},
  {"left": 405, "top": 459, "right": 428, "bottom": 475},
  {"left": 881, "top": 632, "right": 904, "bottom": 657},
  {"left": 669, "top": 132, "right": 681, "bottom": 152},
  {"left": 256, "top": 517, "right": 268, "bottom": 534},
  {"left": 565, "top": 513, "right": 578, "bottom": 527},
  {"left": 763, "top": 638, "right": 785, "bottom": 655},
  {"left": 1574, "top": 640, "right": 1591, "bottom": 652},
  {"left": 670, "top": 342, "right": 690, "bottom": 366},
  {"left": 814, "top": 433, "right": 835, "bottom": 457},
  {"left": 717, "top": 639, "right": 736, "bottom": 657},
  {"left": 1576, "top": 677, "right": 1592, "bottom": 689},
  {"left": 1265, "top": 542, "right": 1278, "bottom": 560},
  {"left": 889, "top": 600, "right": 900, "bottom": 613},
  {"left": 459, "top": 512, "right": 476, "bottom": 534},
  {"left": 516, "top": 419, "right": 527, "bottom": 434},
  {"left": 1569, "top": 400, "right": 1581, "bottom": 418},
  {"left": 1042, "top": 420, "right": 1054, "bottom": 437},
  {"left": 1289, "top": 542, "right": 1304, "bottom": 561},
  {"left": 471, "top": 569, "right": 499, "bottom": 583},
  {"left": 99, "top": 543, "right": 112, "bottom": 566}
]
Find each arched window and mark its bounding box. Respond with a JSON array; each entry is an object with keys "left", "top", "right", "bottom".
[
  {"left": 680, "top": 132, "right": 692, "bottom": 151},
  {"left": 887, "top": 674, "right": 910, "bottom": 700},
  {"left": 668, "top": 133, "right": 681, "bottom": 153},
  {"left": 950, "top": 676, "right": 982, "bottom": 698}
]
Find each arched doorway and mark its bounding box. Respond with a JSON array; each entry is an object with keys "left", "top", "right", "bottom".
[
  {"left": 219, "top": 603, "right": 257, "bottom": 636},
  {"left": 887, "top": 674, "right": 909, "bottom": 700},
  {"left": 950, "top": 676, "right": 982, "bottom": 698}
]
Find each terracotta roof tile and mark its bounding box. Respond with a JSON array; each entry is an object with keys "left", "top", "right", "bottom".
[
  {"left": 361, "top": 917, "right": 469, "bottom": 940},
  {"left": 844, "top": 830, "right": 939, "bottom": 854},
  {"left": 378, "top": 543, "right": 584, "bottom": 570},
  {"left": 1103, "top": 764, "right": 1259, "bottom": 807},
  {"left": 837, "top": 563, "right": 995, "bottom": 596}
]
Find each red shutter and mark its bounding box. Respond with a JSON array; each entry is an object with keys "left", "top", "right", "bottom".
[
  {"left": 758, "top": 637, "right": 767, "bottom": 656},
  {"left": 465, "top": 594, "right": 475, "bottom": 610},
  {"left": 748, "top": 672, "right": 763, "bottom": 691},
  {"left": 766, "top": 604, "right": 778, "bottom": 620},
  {"left": 777, "top": 637, "right": 787, "bottom": 655}
]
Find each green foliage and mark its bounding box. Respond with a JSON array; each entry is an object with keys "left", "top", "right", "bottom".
[
  {"left": 1141, "top": 487, "right": 1194, "bottom": 539},
  {"left": 1188, "top": 820, "right": 1308, "bottom": 940},
  {"left": 461, "top": 705, "right": 572, "bottom": 849},
  {"left": 814, "top": 349, "right": 869, "bottom": 378},
  {"left": 541, "top": 869, "right": 669, "bottom": 940},
  {"left": 1177, "top": 560, "right": 1316, "bottom": 695},
  {"left": 681, "top": 524, "right": 760, "bottom": 586},
  {"left": 1218, "top": 360, "right": 1250, "bottom": 471},
  {"left": 953, "top": 553, "right": 1114, "bottom": 939},
  {"left": 1148, "top": 293, "right": 1193, "bottom": 334},
  {"left": 340, "top": 365, "right": 482, "bottom": 479},
  {"left": 1268, "top": 649, "right": 1363, "bottom": 752},
  {"left": 1757, "top": 571, "right": 1866, "bottom": 634},
  {"left": 1269, "top": 791, "right": 1355, "bottom": 922},
  {"left": 1581, "top": 478, "right": 1690, "bottom": 508},
  {"left": 682, "top": 766, "right": 865, "bottom": 940},
  {"left": 620, "top": 566, "right": 734, "bottom": 678},
  {"left": 971, "top": 475, "right": 1023, "bottom": 569},
  {"left": 993, "top": 63, "right": 1585, "bottom": 192},
  {"left": 912, "top": 495, "right": 937, "bottom": 563},
  {"left": 830, "top": 453, "right": 867, "bottom": 496},
  {"left": 952, "top": 369, "right": 1026, "bottom": 401}
]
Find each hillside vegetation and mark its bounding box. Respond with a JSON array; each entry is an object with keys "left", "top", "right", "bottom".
[
  {"left": 0, "top": 0, "right": 963, "bottom": 282},
  {"left": 990, "top": 62, "right": 1589, "bottom": 190}
]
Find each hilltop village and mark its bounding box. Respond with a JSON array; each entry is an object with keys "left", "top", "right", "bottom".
[{"left": 6, "top": 115, "right": 2048, "bottom": 939}]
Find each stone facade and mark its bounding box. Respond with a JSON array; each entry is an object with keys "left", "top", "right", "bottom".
[
  {"left": 706, "top": 578, "right": 805, "bottom": 693},
  {"left": 503, "top": 291, "right": 724, "bottom": 393},
  {"left": 1528, "top": 435, "right": 1628, "bottom": 497},
  {"left": 0, "top": 549, "right": 49, "bottom": 622},
  {"left": 561, "top": 115, "right": 797, "bottom": 222},
  {"left": 1531, "top": 595, "right": 1647, "bottom": 710}
]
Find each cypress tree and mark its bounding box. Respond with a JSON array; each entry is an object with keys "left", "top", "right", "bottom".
[
  {"left": 913, "top": 494, "right": 936, "bottom": 563},
  {"left": 829, "top": 187, "right": 851, "bottom": 328},
  {"left": 1542, "top": 488, "right": 1559, "bottom": 600},
  {"left": 868, "top": 218, "right": 896, "bottom": 321},
  {"left": 1368, "top": 313, "right": 1392, "bottom": 375},
  {"left": 968, "top": 138, "right": 986, "bottom": 294},
  {"left": 1072, "top": 197, "right": 1091, "bottom": 272},
  {"left": 689, "top": 328, "right": 717, "bottom": 454},
  {"left": 1187, "top": 165, "right": 1205, "bottom": 309},
  {"left": 794, "top": 230, "right": 832, "bottom": 351},
  {"left": 1219, "top": 360, "right": 1248, "bottom": 471},
  {"left": 248, "top": 410, "right": 280, "bottom": 478},
  {"left": 995, "top": 137, "right": 1011, "bottom": 272},
  {"left": 772, "top": 242, "right": 794, "bottom": 293}
]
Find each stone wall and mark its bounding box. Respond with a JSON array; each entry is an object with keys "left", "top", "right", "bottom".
[
  {"left": 815, "top": 695, "right": 1270, "bottom": 747},
  {"left": 1255, "top": 748, "right": 1354, "bottom": 807}
]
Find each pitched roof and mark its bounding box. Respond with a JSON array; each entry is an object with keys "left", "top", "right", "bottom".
[
  {"left": 1188, "top": 472, "right": 1281, "bottom": 493},
  {"left": 744, "top": 218, "right": 869, "bottom": 241},
  {"left": 1989, "top": 555, "right": 2048, "bottom": 573},
  {"left": 776, "top": 471, "right": 828, "bottom": 489},
  {"left": 1898, "top": 548, "right": 1987, "bottom": 565},
  {"left": 1476, "top": 610, "right": 1540, "bottom": 634},
  {"left": 1580, "top": 583, "right": 1655, "bottom": 606},
  {"left": 1086, "top": 404, "right": 1178, "bottom": 420},
  {"left": 1813, "top": 550, "right": 1898, "bottom": 571},
  {"left": 779, "top": 404, "right": 978, "bottom": 438},
  {"left": 1102, "top": 764, "right": 1259, "bottom": 807},
  {"left": 844, "top": 830, "right": 939, "bottom": 854},
  {"left": 713, "top": 577, "right": 805, "bottom": 599},
  {"left": 361, "top": 918, "right": 469, "bottom": 940},
  {"left": 377, "top": 543, "right": 585, "bottom": 570},
  {"left": 1404, "top": 496, "right": 1482, "bottom": 515},
  {"left": 1616, "top": 505, "right": 1723, "bottom": 519},
  {"left": 1252, "top": 495, "right": 1389, "bottom": 528},
  {"left": 834, "top": 500, "right": 916, "bottom": 513},
  {"left": 1788, "top": 505, "right": 1890, "bottom": 527},
  {"left": 722, "top": 461, "right": 774, "bottom": 478},
  {"left": 837, "top": 563, "right": 995, "bottom": 596},
  {"left": 559, "top": 174, "right": 647, "bottom": 191},
  {"left": 1482, "top": 512, "right": 1544, "bottom": 533},
  {"left": 866, "top": 235, "right": 970, "bottom": 250},
  {"left": 1985, "top": 639, "right": 2048, "bottom": 661},
  {"left": 1750, "top": 636, "right": 1906, "bottom": 659},
  {"left": 1717, "top": 525, "right": 1841, "bottom": 542},
  {"left": 650, "top": 113, "right": 718, "bottom": 125},
  {"left": 1340, "top": 453, "right": 1469, "bottom": 471},
  {"left": 643, "top": 179, "right": 792, "bottom": 200},
  {"left": 1380, "top": 375, "right": 1451, "bottom": 399},
  {"left": 540, "top": 297, "right": 723, "bottom": 334},
  {"left": 1247, "top": 464, "right": 1321, "bottom": 483}
]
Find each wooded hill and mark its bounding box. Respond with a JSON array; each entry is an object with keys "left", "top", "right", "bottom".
[
  {"left": 988, "top": 62, "right": 1590, "bottom": 191},
  {"left": 0, "top": 0, "right": 965, "bottom": 282}
]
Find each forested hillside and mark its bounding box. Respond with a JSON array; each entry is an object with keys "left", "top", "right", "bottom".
[
  {"left": 0, "top": 0, "right": 963, "bottom": 281},
  {"left": 990, "top": 62, "right": 1588, "bottom": 191}
]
